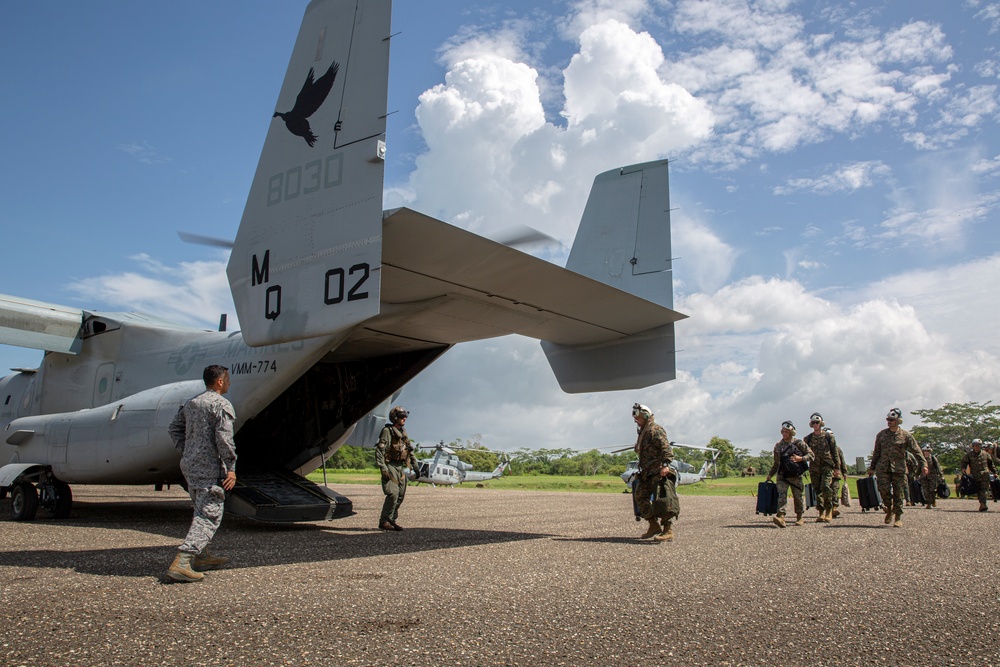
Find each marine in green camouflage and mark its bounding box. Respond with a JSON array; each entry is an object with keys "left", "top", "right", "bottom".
[
  {"left": 766, "top": 421, "right": 811, "bottom": 521},
  {"left": 803, "top": 414, "right": 839, "bottom": 520},
  {"left": 959, "top": 440, "right": 997, "bottom": 509},
  {"left": 918, "top": 447, "right": 942, "bottom": 508},
  {"left": 868, "top": 408, "right": 925, "bottom": 520}
]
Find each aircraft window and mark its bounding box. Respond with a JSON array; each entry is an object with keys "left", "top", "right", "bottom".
[{"left": 4, "top": 396, "right": 9, "bottom": 405}]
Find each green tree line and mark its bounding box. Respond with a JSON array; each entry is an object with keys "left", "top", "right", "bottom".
[{"left": 322, "top": 401, "right": 998, "bottom": 477}]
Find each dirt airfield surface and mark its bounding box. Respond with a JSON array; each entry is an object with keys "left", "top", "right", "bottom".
[{"left": 1, "top": 484, "right": 999, "bottom": 667}]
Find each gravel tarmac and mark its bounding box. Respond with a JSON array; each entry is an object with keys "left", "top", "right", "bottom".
[{"left": 1, "top": 484, "right": 999, "bottom": 666}]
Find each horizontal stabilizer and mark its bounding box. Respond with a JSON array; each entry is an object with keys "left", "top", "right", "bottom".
[
  {"left": 541, "top": 323, "right": 677, "bottom": 393},
  {"left": 0, "top": 293, "right": 83, "bottom": 354}
]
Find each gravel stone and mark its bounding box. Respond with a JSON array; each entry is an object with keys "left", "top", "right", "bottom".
[{"left": 1, "top": 484, "right": 999, "bottom": 666}]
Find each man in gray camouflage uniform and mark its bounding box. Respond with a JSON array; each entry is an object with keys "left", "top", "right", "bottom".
[
  {"left": 166, "top": 365, "right": 237, "bottom": 582},
  {"left": 918, "top": 444, "right": 942, "bottom": 509},
  {"left": 376, "top": 406, "right": 419, "bottom": 531},
  {"left": 959, "top": 438, "right": 997, "bottom": 512},
  {"left": 867, "top": 407, "right": 926, "bottom": 527},
  {"left": 632, "top": 403, "right": 676, "bottom": 542},
  {"left": 803, "top": 413, "right": 840, "bottom": 523},
  {"left": 766, "top": 420, "right": 811, "bottom": 527}
]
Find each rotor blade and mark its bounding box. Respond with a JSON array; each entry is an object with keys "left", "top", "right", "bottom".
[
  {"left": 178, "top": 231, "right": 235, "bottom": 249},
  {"left": 487, "top": 225, "right": 560, "bottom": 250}
]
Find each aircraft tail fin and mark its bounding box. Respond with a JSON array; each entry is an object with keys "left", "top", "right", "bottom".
[
  {"left": 227, "top": 0, "right": 392, "bottom": 346},
  {"left": 541, "top": 160, "right": 681, "bottom": 392}
]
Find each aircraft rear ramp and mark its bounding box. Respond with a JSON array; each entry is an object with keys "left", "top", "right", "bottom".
[{"left": 225, "top": 469, "right": 353, "bottom": 522}]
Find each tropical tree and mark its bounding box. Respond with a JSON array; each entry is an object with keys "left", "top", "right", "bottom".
[
  {"left": 707, "top": 436, "right": 737, "bottom": 477},
  {"left": 910, "top": 401, "right": 1000, "bottom": 473}
]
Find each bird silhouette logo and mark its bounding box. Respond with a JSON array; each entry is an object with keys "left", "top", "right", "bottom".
[{"left": 273, "top": 61, "right": 340, "bottom": 147}]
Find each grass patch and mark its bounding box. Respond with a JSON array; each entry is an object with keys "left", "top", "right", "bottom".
[{"left": 306, "top": 470, "right": 860, "bottom": 496}]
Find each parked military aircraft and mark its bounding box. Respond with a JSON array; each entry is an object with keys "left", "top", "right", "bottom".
[
  {"left": 619, "top": 443, "right": 719, "bottom": 491},
  {"left": 0, "top": 0, "right": 685, "bottom": 523},
  {"left": 409, "top": 442, "right": 509, "bottom": 486}
]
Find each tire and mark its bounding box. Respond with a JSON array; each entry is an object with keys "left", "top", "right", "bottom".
[
  {"left": 51, "top": 480, "right": 72, "bottom": 519},
  {"left": 11, "top": 482, "right": 39, "bottom": 521}
]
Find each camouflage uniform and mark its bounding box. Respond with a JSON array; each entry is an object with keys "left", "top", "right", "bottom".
[
  {"left": 959, "top": 448, "right": 996, "bottom": 507},
  {"left": 168, "top": 390, "right": 237, "bottom": 555},
  {"left": 869, "top": 426, "right": 923, "bottom": 518},
  {"left": 904, "top": 451, "right": 921, "bottom": 505},
  {"left": 375, "top": 423, "right": 418, "bottom": 525},
  {"left": 633, "top": 420, "right": 674, "bottom": 521},
  {"left": 919, "top": 452, "right": 942, "bottom": 508},
  {"left": 831, "top": 445, "right": 849, "bottom": 513},
  {"left": 803, "top": 429, "right": 839, "bottom": 517},
  {"left": 767, "top": 437, "right": 812, "bottom": 519}
]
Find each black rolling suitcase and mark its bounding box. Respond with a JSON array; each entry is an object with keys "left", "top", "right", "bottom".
[
  {"left": 909, "top": 478, "right": 925, "bottom": 505},
  {"left": 991, "top": 475, "right": 1000, "bottom": 502},
  {"left": 804, "top": 482, "right": 818, "bottom": 509},
  {"left": 856, "top": 475, "right": 882, "bottom": 512},
  {"left": 756, "top": 481, "right": 778, "bottom": 515}
]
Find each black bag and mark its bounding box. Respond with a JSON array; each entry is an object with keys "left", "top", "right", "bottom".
[
  {"left": 991, "top": 476, "right": 1000, "bottom": 502},
  {"left": 756, "top": 481, "right": 778, "bottom": 515},
  {"left": 779, "top": 450, "right": 809, "bottom": 478},
  {"left": 804, "top": 482, "right": 818, "bottom": 509},
  {"left": 909, "top": 478, "right": 925, "bottom": 505},
  {"left": 937, "top": 480, "right": 951, "bottom": 499},
  {"left": 959, "top": 473, "right": 978, "bottom": 498},
  {"left": 856, "top": 476, "right": 882, "bottom": 512}
]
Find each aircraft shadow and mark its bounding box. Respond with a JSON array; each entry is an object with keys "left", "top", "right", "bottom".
[{"left": 0, "top": 522, "right": 554, "bottom": 580}]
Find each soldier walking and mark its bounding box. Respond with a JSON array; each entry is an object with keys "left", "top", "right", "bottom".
[
  {"left": 829, "top": 433, "right": 849, "bottom": 518},
  {"left": 166, "top": 365, "right": 237, "bottom": 582},
  {"left": 766, "top": 420, "right": 811, "bottom": 527},
  {"left": 959, "top": 439, "right": 997, "bottom": 512},
  {"left": 631, "top": 403, "right": 676, "bottom": 542},
  {"left": 919, "top": 444, "right": 942, "bottom": 509},
  {"left": 867, "top": 407, "right": 926, "bottom": 527},
  {"left": 803, "top": 413, "right": 840, "bottom": 523},
  {"left": 375, "top": 406, "right": 419, "bottom": 531}
]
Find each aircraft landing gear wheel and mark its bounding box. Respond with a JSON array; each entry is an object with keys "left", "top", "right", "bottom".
[
  {"left": 51, "top": 480, "right": 72, "bottom": 519},
  {"left": 11, "top": 482, "right": 39, "bottom": 521}
]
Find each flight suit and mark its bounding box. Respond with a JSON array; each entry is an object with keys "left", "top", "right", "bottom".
[
  {"left": 168, "top": 390, "right": 237, "bottom": 555},
  {"left": 376, "top": 424, "right": 418, "bottom": 525}
]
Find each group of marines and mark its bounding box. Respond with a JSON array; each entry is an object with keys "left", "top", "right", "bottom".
[{"left": 766, "top": 407, "right": 998, "bottom": 531}]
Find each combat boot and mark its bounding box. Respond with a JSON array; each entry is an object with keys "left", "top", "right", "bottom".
[
  {"left": 884, "top": 508, "right": 893, "bottom": 524},
  {"left": 924, "top": 503, "right": 932, "bottom": 510},
  {"left": 193, "top": 548, "right": 229, "bottom": 571},
  {"left": 772, "top": 515, "right": 786, "bottom": 528},
  {"left": 893, "top": 513, "right": 903, "bottom": 527},
  {"left": 831, "top": 508, "right": 840, "bottom": 519},
  {"left": 166, "top": 552, "right": 204, "bottom": 583},
  {"left": 794, "top": 513, "right": 804, "bottom": 526},
  {"left": 979, "top": 502, "right": 989, "bottom": 512},
  {"left": 654, "top": 520, "right": 674, "bottom": 542},
  {"left": 639, "top": 519, "right": 661, "bottom": 539}
]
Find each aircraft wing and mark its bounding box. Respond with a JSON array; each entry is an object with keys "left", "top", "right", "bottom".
[
  {"left": 0, "top": 293, "right": 83, "bottom": 355},
  {"left": 329, "top": 207, "right": 685, "bottom": 358}
]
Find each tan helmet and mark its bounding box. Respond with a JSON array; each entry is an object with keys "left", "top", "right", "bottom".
[{"left": 389, "top": 406, "right": 409, "bottom": 422}]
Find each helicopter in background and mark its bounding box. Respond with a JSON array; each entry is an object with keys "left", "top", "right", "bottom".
[
  {"left": 409, "top": 442, "right": 509, "bottom": 486},
  {"left": 618, "top": 443, "right": 719, "bottom": 492}
]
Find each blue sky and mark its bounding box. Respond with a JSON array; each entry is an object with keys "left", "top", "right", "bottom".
[{"left": 2, "top": 0, "right": 1000, "bottom": 461}]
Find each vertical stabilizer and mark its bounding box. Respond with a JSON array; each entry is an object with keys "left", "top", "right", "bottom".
[
  {"left": 227, "top": 0, "right": 392, "bottom": 346},
  {"left": 541, "top": 160, "right": 682, "bottom": 392}
]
